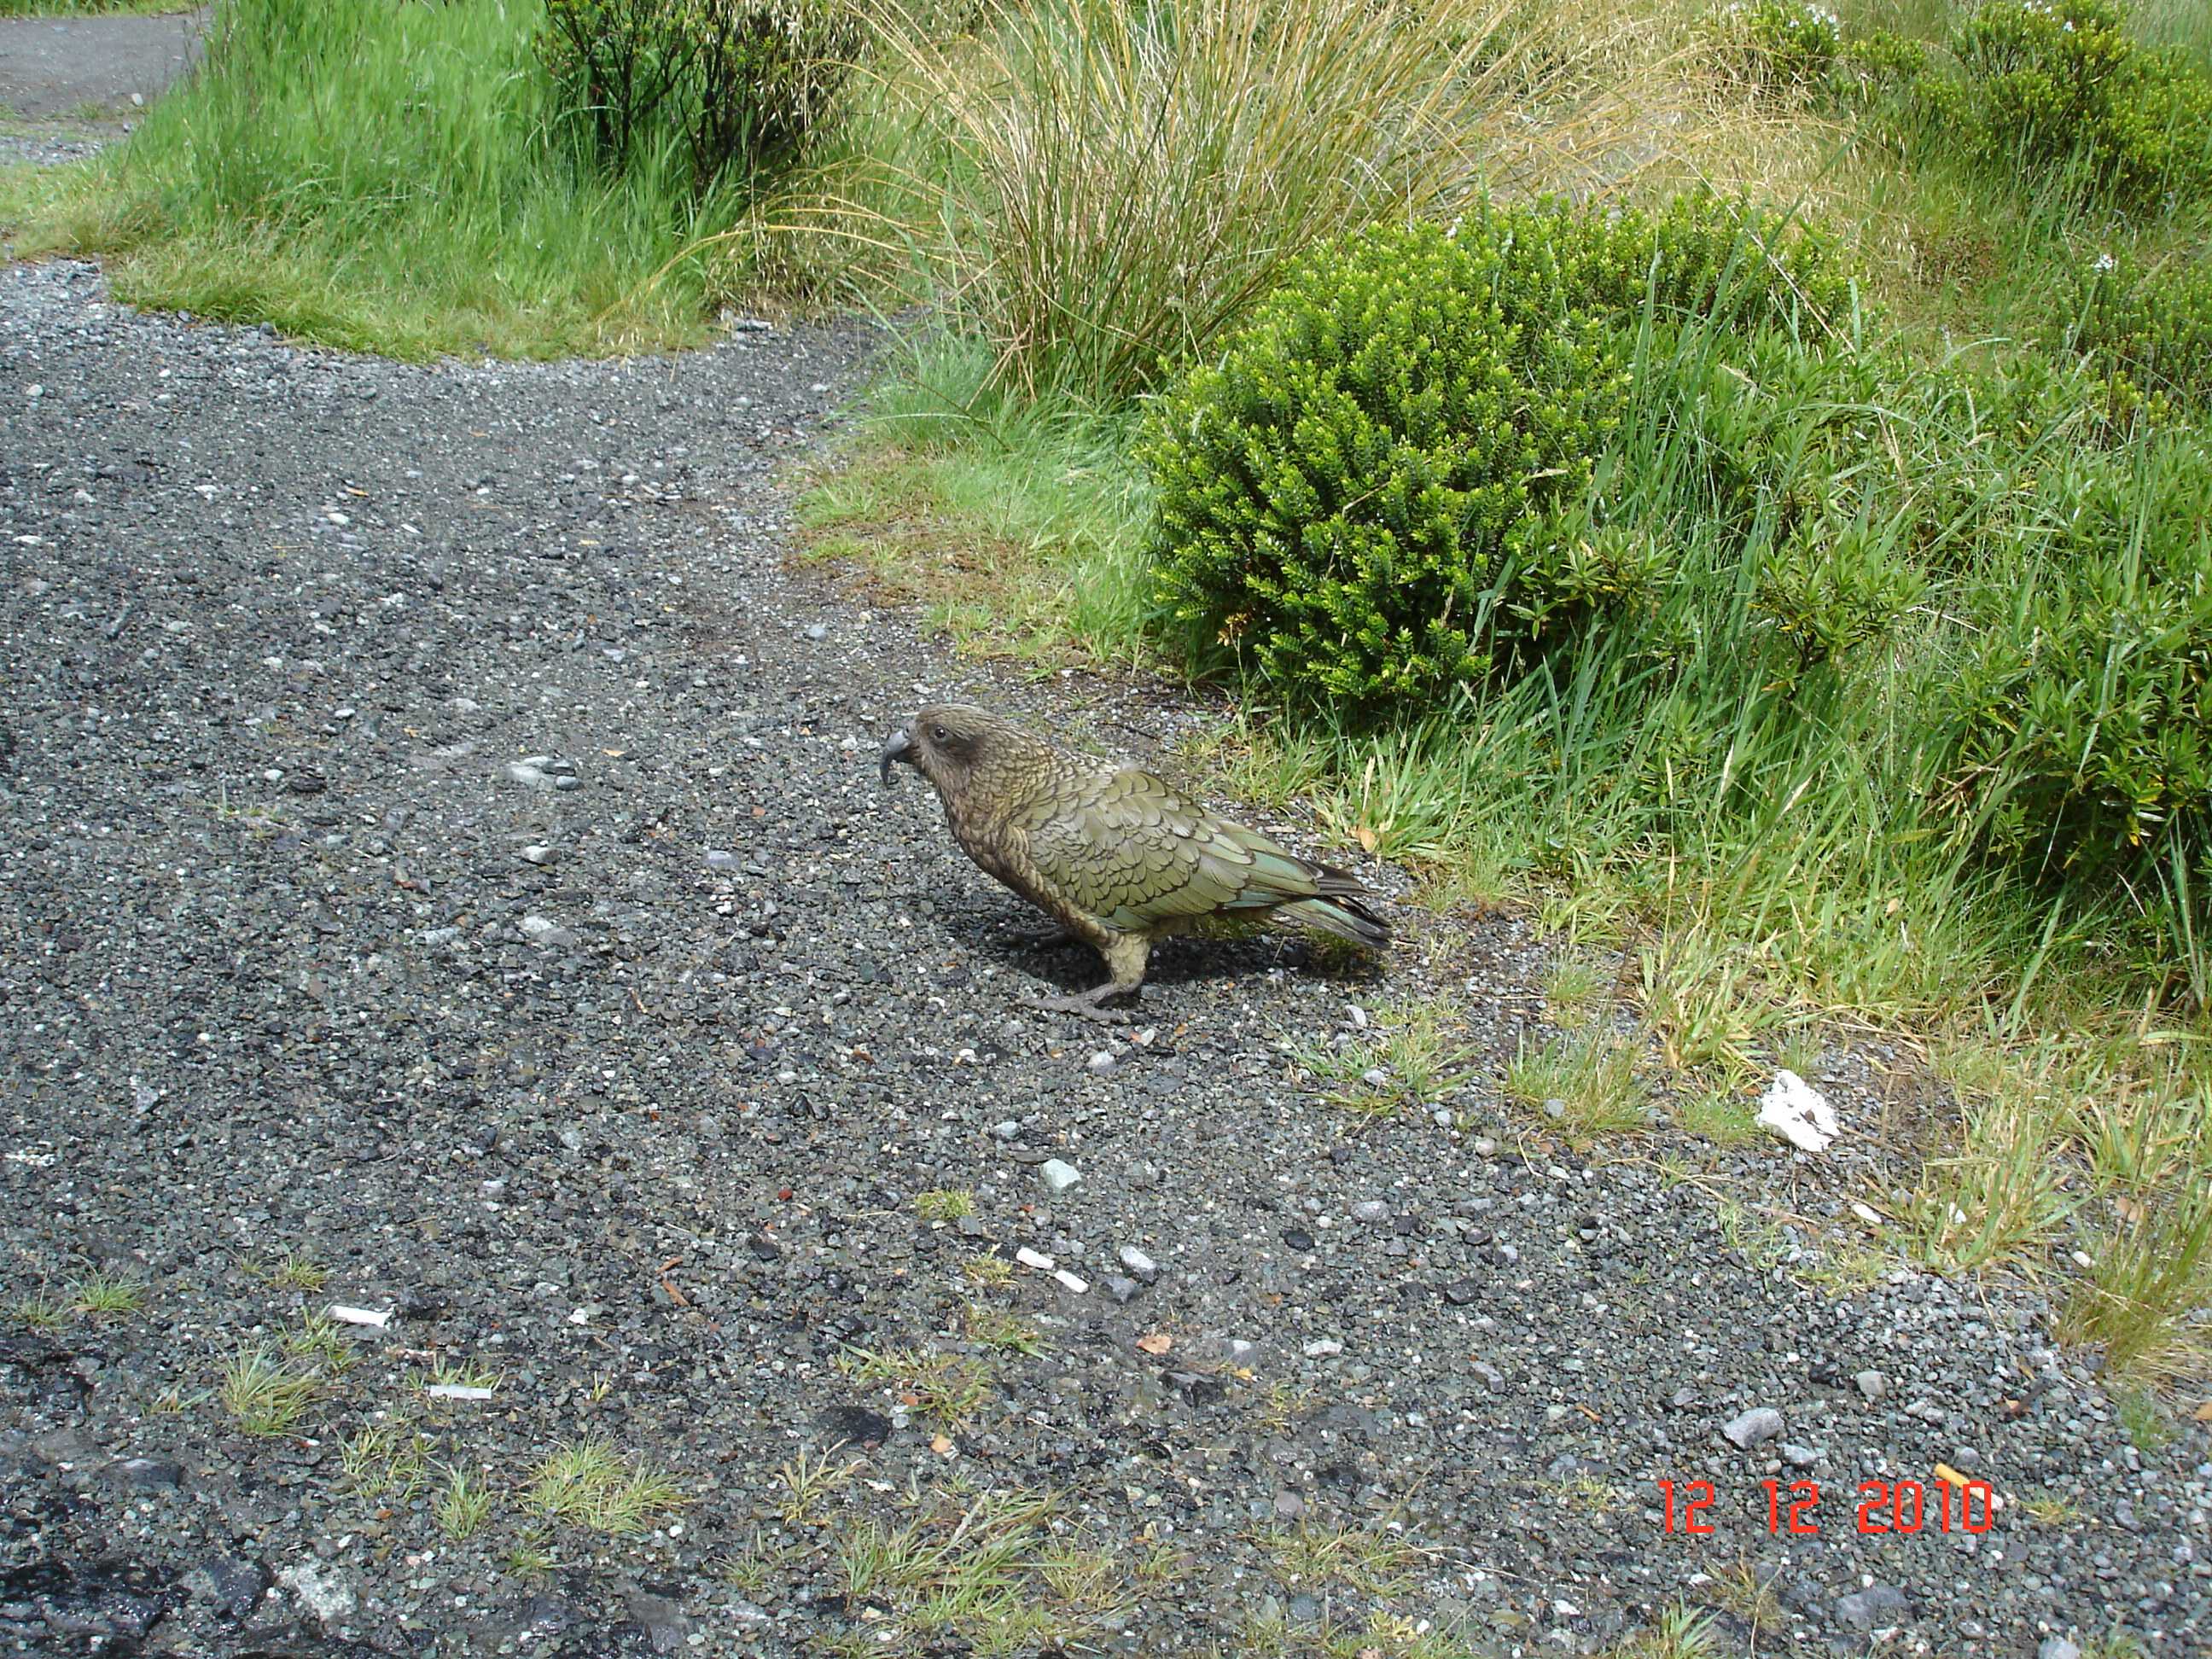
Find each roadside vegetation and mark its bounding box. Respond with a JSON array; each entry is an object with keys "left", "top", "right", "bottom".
[{"left": 1, "top": 0, "right": 2206, "bottom": 1575}]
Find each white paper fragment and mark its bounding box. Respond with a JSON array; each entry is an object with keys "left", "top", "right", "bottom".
[
  {"left": 425, "top": 1383, "right": 495, "bottom": 1401},
  {"left": 1849, "top": 1202, "right": 1883, "bottom": 1227},
  {"left": 1756, "top": 1070, "right": 1839, "bottom": 1152},
  {"left": 327, "top": 1305, "right": 393, "bottom": 1329},
  {"left": 1052, "top": 1269, "right": 1089, "bottom": 1294},
  {"left": 1015, "top": 1246, "right": 1054, "bottom": 1272}
]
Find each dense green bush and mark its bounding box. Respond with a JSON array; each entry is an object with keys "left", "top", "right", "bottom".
[
  {"left": 539, "top": 0, "right": 864, "bottom": 191},
  {"left": 1937, "top": 453, "right": 2210, "bottom": 901},
  {"left": 1914, "top": 0, "right": 2212, "bottom": 207},
  {"left": 1705, "top": 0, "right": 1844, "bottom": 95},
  {"left": 1141, "top": 197, "right": 1851, "bottom": 716},
  {"left": 2065, "top": 251, "right": 2212, "bottom": 418}
]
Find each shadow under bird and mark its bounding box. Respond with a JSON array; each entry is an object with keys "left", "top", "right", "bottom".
[{"left": 879, "top": 702, "right": 1388, "bottom": 1020}]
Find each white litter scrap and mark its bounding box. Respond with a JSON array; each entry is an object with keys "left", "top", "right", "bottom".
[
  {"left": 1052, "top": 1270, "right": 1089, "bottom": 1295},
  {"left": 1757, "top": 1070, "right": 1839, "bottom": 1152},
  {"left": 1014, "top": 1246, "right": 1054, "bottom": 1272},
  {"left": 327, "top": 1305, "right": 393, "bottom": 1330},
  {"left": 425, "top": 1383, "right": 496, "bottom": 1401}
]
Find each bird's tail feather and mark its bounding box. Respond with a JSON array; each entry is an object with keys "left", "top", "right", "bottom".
[{"left": 1281, "top": 893, "right": 1390, "bottom": 951}]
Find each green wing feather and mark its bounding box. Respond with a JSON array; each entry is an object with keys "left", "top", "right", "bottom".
[{"left": 1022, "top": 768, "right": 1332, "bottom": 932}]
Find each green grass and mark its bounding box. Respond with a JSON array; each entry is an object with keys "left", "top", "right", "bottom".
[
  {"left": 835, "top": 1343, "right": 996, "bottom": 1431},
  {"left": 340, "top": 1419, "right": 433, "bottom": 1503},
  {"left": 1255, "top": 1518, "right": 1420, "bottom": 1597},
  {"left": 435, "top": 1464, "right": 496, "bottom": 1541},
  {"left": 9, "top": 0, "right": 745, "bottom": 358},
  {"left": 1505, "top": 1033, "right": 1648, "bottom": 1144},
  {"left": 805, "top": 190, "right": 2212, "bottom": 1376},
  {"left": 71, "top": 1272, "right": 148, "bottom": 1318},
  {"left": 218, "top": 1342, "right": 320, "bottom": 1435},
  {"left": 1288, "top": 997, "right": 1473, "bottom": 1117},
  {"left": 524, "top": 1440, "right": 688, "bottom": 1536},
  {"left": 914, "top": 1187, "right": 975, "bottom": 1223}
]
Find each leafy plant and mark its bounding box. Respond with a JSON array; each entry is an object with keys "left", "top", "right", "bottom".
[
  {"left": 1935, "top": 443, "right": 2209, "bottom": 928},
  {"left": 540, "top": 0, "right": 864, "bottom": 190},
  {"left": 1915, "top": 0, "right": 2212, "bottom": 208},
  {"left": 2064, "top": 248, "right": 2212, "bottom": 417},
  {"left": 1707, "top": 0, "right": 1845, "bottom": 94},
  {"left": 1142, "top": 195, "right": 1848, "bottom": 718}
]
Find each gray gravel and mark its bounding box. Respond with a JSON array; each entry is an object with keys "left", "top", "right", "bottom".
[
  {"left": 0, "top": 5, "right": 209, "bottom": 121},
  {"left": 1, "top": 253, "right": 2208, "bottom": 1657}
]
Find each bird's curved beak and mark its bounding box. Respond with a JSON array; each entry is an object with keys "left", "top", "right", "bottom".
[{"left": 879, "top": 726, "right": 912, "bottom": 787}]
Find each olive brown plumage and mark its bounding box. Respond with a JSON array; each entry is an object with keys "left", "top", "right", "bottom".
[{"left": 879, "top": 702, "right": 1388, "bottom": 1019}]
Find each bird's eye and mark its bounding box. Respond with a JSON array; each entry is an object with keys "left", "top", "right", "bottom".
[{"left": 931, "top": 725, "right": 950, "bottom": 744}]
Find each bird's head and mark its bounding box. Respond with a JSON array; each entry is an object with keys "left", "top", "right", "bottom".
[{"left": 879, "top": 702, "right": 1022, "bottom": 792}]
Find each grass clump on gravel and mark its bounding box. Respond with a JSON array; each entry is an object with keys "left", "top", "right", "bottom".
[
  {"left": 523, "top": 1439, "right": 689, "bottom": 1536},
  {"left": 1505, "top": 1033, "right": 1647, "bottom": 1144},
  {"left": 822, "top": 1483, "right": 1137, "bottom": 1656},
  {"left": 434, "top": 1464, "right": 497, "bottom": 1542},
  {"left": 913, "top": 1186, "right": 973, "bottom": 1222},
  {"left": 218, "top": 1342, "right": 323, "bottom": 1435},
  {"left": 835, "top": 1342, "right": 995, "bottom": 1430},
  {"left": 69, "top": 1271, "right": 148, "bottom": 1318}
]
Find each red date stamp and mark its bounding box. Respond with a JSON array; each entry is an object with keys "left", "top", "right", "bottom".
[{"left": 1656, "top": 1477, "right": 1995, "bottom": 1536}]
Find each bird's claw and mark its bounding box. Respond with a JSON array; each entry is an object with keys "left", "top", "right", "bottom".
[{"left": 1021, "top": 988, "right": 1134, "bottom": 1026}]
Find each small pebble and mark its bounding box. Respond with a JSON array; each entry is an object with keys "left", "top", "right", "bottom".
[{"left": 1722, "top": 1406, "right": 1785, "bottom": 1449}]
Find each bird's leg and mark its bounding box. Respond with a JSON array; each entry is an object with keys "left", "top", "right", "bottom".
[
  {"left": 1022, "top": 981, "right": 1138, "bottom": 1024},
  {"left": 1022, "top": 932, "right": 1148, "bottom": 1025}
]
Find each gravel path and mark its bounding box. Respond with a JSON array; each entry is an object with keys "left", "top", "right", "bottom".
[
  {"left": 1, "top": 252, "right": 2208, "bottom": 1657},
  {"left": 0, "top": 5, "right": 208, "bottom": 122}
]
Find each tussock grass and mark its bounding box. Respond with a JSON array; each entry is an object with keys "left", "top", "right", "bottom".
[
  {"left": 218, "top": 1342, "right": 320, "bottom": 1435},
  {"left": 524, "top": 1440, "right": 688, "bottom": 1535},
  {"left": 859, "top": 0, "right": 1703, "bottom": 399},
  {"left": 1507, "top": 1033, "right": 1648, "bottom": 1143},
  {"left": 835, "top": 1342, "right": 996, "bottom": 1429}
]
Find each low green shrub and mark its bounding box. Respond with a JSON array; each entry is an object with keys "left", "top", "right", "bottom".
[
  {"left": 1936, "top": 432, "right": 2211, "bottom": 910},
  {"left": 1914, "top": 0, "right": 2212, "bottom": 208},
  {"left": 1705, "top": 0, "right": 1845, "bottom": 95},
  {"left": 1141, "top": 196, "right": 1851, "bottom": 717},
  {"left": 539, "top": 0, "right": 864, "bottom": 191},
  {"left": 2065, "top": 250, "right": 2212, "bottom": 417}
]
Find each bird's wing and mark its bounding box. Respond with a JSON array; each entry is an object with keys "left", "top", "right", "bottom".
[{"left": 1021, "top": 767, "right": 1324, "bottom": 932}]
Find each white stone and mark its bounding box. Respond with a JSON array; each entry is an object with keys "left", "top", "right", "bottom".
[
  {"left": 277, "top": 1562, "right": 356, "bottom": 1622},
  {"left": 1756, "top": 1070, "right": 1839, "bottom": 1152}
]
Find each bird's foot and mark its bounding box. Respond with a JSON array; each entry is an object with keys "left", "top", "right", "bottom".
[{"left": 1021, "top": 984, "right": 1137, "bottom": 1025}]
